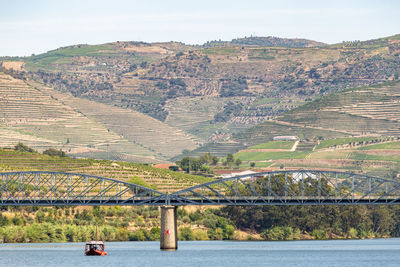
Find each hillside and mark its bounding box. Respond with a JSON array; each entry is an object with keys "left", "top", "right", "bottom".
[
  {"left": 0, "top": 72, "right": 199, "bottom": 161},
  {"left": 186, "top": 80, "right": 400, "bottom": 157},
  {"left": 1, "top": 34, "right": 400, "bottom": 160},
  {"left": 232, "top": 137, "right": 400, "bottom": 178},
  {"left": 277, "top": 80, "right": 400, "bottom": 136},
  {"left": 18, "top": 35, "right": 400, "bottom": 139}
]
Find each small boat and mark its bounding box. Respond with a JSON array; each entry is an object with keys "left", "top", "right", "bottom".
[
  {"left": 84, "top": 223, "right": 107, "bottom": 256},
  {"left": 85, "top": 240, "right": 107, "bottom": 256}
]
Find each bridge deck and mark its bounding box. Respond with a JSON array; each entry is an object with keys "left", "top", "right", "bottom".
[{"left": 1, "top": 197, "right": 400, "bottom": 206}]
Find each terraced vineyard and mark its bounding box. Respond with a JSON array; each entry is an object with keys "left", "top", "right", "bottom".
[
  {"left": 164, "top": 96, "right": 225, "bottom": 140},
  {"left": 2, "top": 34, "right": 400, "bottom": 161},
  {"left": 232, "top": 138, "right": 400, "bottom": 178},
  {"left": 295, "top": 141, "right": 316, "bottom": 151},
  {"left": 0, "top": 72, "right": 164, "bottom": 163},
  {"left": 278, "top": 81, "right": 400, "bottom": 136},
  {"left": 28, "top": 80, "right": 201, "bottom": 158},
  {"left": 0, "top": 149, "right": 211, "bottom": 193},
  {"left": 234, "top": 121, "right": 347, "bottom": 147}
]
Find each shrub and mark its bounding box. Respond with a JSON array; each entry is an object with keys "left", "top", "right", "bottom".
[
  {"left": 311, "top": 229, "right": 327, "bottom": 240},
  {"left": 193, "top": 229, "right": 209, "bottom": 240},
  {"left": 43, "top": 148, "right": 66, "bottom": 157},
  {"left": 347, "top": 228, "right": 358, "bottom": 239},
  {"left": 129, "top": 229, "right": 147, "bottom": 241},
  {"left": 169, "top": 166, "right": 179, "bottom": 171},
  {"left": 149, "top": 227, "right": 161, "bottom": 241},
  {"left": 261, "top": 226, "right": 300, "bottom": 241},
  {"left": 14, "top": 143, "right": 36, "bottom": 153},
  {"left": 179, "top": 227, "right": 194, "bottom": 240}
]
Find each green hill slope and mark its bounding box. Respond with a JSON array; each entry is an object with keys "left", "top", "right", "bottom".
[{"left": 0, "top": 148, "right": 211, "bottom": 193}]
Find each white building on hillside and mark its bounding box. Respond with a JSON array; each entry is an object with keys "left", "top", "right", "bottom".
[{"left": 273, "top": 136, "right": 299, "bottom": 141}]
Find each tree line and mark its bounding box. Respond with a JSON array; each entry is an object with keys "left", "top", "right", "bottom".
[{"left": 175, "top": 153, "right": 241, "bottom": 173}]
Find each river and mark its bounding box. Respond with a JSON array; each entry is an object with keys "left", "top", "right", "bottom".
[{"left": 1, "top": 239, "right": 400, "bottom": 267}]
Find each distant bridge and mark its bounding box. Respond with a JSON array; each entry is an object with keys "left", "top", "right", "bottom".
[
  {"left": 2, "top": 170, "right": 400, "bottom": 250},
  {"left": 1, "top": 170, "right": 400, "bottom": 206}
]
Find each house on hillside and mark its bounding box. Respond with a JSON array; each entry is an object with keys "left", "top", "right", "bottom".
[
  {"left": 153, "top": 163, "right": 179, "bottom": 171},
  {"left": 273, "top": 136, "right": 299, "bottom": 141}
]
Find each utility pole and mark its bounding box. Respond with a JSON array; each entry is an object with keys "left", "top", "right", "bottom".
[{"left": 107, "top": 144, "right": 109, "bottom": 161}]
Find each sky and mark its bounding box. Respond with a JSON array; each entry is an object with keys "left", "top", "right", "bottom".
[{"left": 0, "top": 0, "right": 399, "bottom": 56}]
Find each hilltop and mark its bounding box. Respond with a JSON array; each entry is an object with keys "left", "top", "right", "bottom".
[{"left": 204, "top": 36, "right": 326, "bottom": 48}]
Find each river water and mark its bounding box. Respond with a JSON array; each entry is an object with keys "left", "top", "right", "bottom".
[{"left": 1, "top": 239, "right": 400, "bottom": 267}]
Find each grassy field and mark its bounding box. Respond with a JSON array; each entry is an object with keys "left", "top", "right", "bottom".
[
  {"left": 316, "top": 137, "right": 383, "bottom": 149},
  {"left": 234, "top": 120, "right": 348, "bottom": 147},
  {"left": 24, "top": 45, "right": 118, "bottom": 71},
  {"left": 249, "top": 141, "right": 295, "bottom": 150},
  {"left": 348, "top": 152, "right": 400, "bottom": 163},
  {"left": 235, "top": 151, "right": 310, "bottom": 161},
  {"left": 358, "top": 141, "right": 400, "bottom": 150},
  {"left": 306, "top": 150, "right": 352, "bottom": 160},
  {"left": 202, "top": 47, "right": 240, "bottom": 55}
]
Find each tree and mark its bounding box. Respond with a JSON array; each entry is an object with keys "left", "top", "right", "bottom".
[
  {"left": 179, "top": 157, "right": 202, "bottom": 173},
  {"left": 235, "top": 158, "right": 242, "bottom": 167},
  {"left": 226, "top": 154, "right": 234, "bottom": 167},
  {"left": 199, "top": 153, "right": 219, "bottom": 166},
  {"left": 211, "top": 156, "right": 219, "bottom": 165}
]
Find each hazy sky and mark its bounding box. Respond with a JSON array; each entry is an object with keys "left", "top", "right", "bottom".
[{"left": 1, "top": 0, "right": 399, "bottom": 56}]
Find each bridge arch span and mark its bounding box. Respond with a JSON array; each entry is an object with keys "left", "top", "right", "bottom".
[
  {"left": 169, "top": 170, "right": 400, "bottom": 206},
  {"left": 0, "top": 171, "right": 166, "bottom": 206}
]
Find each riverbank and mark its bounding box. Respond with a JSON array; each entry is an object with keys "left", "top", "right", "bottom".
[{"left": 0, "top": 205, "right": 396, "bottom": 243}]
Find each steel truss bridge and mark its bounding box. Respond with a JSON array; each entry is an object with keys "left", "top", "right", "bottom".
[{"left": 1, "top": 170, "right": 400, "bottom": 206}]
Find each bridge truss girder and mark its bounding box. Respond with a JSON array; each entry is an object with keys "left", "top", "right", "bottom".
[
  {"left": 1, "top": 170, "right": 400, "bottom": 206},
  {"left": 0, "top": 172, "right": 166, "bottom": 206},
  {"left": 169, "top": 170, "right": 400, "bottom": 206}
]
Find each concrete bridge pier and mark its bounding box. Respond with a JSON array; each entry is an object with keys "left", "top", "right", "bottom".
[{"left": 160, "top": 205, "right": 178, "bottom": 250}]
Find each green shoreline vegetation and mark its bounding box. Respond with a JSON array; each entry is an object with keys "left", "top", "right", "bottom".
[
  {"left": 1, "top": 143, "right": 400, "bottom": 243},
  {"left": 0, "top": 204, "right": 399, "bottom": 243}
]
